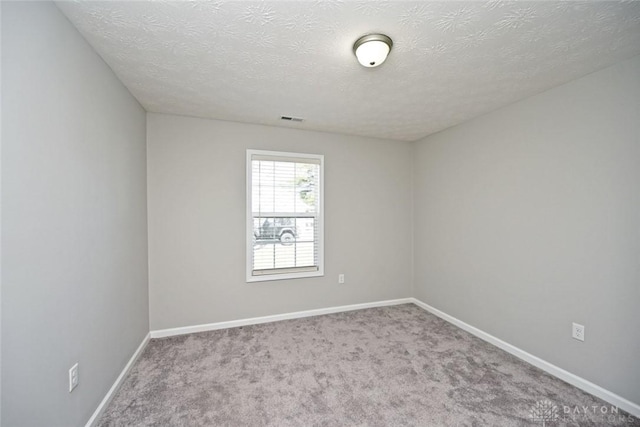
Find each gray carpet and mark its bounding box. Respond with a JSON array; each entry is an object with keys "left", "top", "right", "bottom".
[{"left": 98, "top": 304, "right": 639, "bottom": 426}]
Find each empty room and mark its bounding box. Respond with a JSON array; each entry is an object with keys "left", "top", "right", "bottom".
[{"left": 2, "top": 1, "right": 640, "bottom": 426}]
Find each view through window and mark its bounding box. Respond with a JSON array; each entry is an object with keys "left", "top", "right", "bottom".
[{"left": 247, "top": 150, "right": 324, "bottom": 281}]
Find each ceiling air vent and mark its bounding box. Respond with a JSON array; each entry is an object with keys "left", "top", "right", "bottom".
[{"left": 280, "top": 116, "right": 304, "bottom": 122}]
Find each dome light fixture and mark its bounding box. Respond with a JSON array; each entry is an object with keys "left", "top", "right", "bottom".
[{"left": 353, "top": 34, "right": 393, "bottom": 68}]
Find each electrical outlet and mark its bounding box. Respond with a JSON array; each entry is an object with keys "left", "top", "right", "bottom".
[
  {"left": 338, "top": 274, "right": 345, "bottom": 284},
  {"left": 69, "top": 363, "right": 79, "bottom": 392},
  {"left": 572, "top": 323, "right": 585, "bottom": 342}
]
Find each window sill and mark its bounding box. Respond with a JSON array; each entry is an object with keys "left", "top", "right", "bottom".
[{"left": 246, "top": 269, "right": 324, "bottom": 283}]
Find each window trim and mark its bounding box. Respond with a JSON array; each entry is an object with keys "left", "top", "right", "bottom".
[{"left": 246, "top": 149, "right": 324, "bottom": 283}]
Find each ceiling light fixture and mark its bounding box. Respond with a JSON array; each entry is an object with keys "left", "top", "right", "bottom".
[{"left": 353, "top": 34, "right": 393, "bottom": 68}]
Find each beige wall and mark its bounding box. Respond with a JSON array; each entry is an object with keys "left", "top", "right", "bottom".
[
  {"left": 147, "top": 113, "right": 413, "bottom": 330},
  {"left": 2, "top": 3, "right": 149, "bottom": 425},
  {"left": 413, "top": 55, "right": 640, "bottom": 405}
]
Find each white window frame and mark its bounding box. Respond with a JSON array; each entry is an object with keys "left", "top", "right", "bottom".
[{"left": 246, "top": 149, "right": 324, "bottom": 282}]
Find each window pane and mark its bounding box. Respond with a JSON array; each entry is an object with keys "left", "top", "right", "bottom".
[
  {"left": 253, "top": 242, "right": 274, "bottom": 270},
  {"left": 251, "top": 216, "right": 317, "bottom": 271},
  {"left": 293, "top": 242, "right": 315, "bottom": 267},
  {"left": 295, "top": 163, "right": 318, "bottom": 213},
  {"left": 273, "top": 162, "right": 295, "bottom": 213},
  {"left": 295, "top": 217, "right": 315, "bottom": 242}
]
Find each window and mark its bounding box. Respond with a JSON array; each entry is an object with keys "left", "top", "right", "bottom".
[{"left": 246, "top": 150, "right": 324, "bottom": 282}]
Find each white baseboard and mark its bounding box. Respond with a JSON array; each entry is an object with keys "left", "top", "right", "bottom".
[
  {"left": 85, "top": 333, "right": 151, "bottom": 427},
  {"left": 410, "top": 298, "right": 640, "bottom": 419},
  {"left": 150, "top": 298, "right": 414, "bottom": 339}
]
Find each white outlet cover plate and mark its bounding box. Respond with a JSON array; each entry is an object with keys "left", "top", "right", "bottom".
[
  {"left": 69, "top": 363, "right": 79, "bottom": 392},
  {"left": 572, "top": 323, "right": 585, "bottom": 342}
]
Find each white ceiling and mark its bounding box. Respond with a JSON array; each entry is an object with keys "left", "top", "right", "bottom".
[{"left": 57, "top": 1, "right": 640, "bottom": 142}]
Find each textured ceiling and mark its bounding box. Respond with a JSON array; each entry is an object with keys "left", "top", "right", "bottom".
[{"left": 57, "top": 1, "right": 640, "bottom": 142}]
